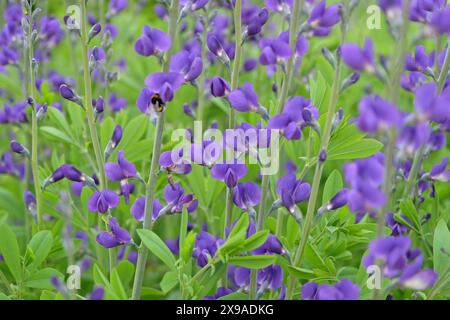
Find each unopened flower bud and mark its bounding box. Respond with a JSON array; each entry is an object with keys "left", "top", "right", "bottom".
[
  {"left": 88, "top": 23, "right": 102, "bottom": 43},
  {"left": 59, "top": 84, "right": 84, "bottom": 109},
  {"left": 10, "top": 140, "right": 30, "bottom": 157},
  {"left": 211, "top": 76, "right": 230, "bottom": 97}
]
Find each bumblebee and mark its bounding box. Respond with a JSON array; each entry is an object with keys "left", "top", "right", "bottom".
[{"left": 151, "top": 93, "right": 165, "bottom": 112}]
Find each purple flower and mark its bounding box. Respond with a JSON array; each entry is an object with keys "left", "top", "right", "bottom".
[
  {"left": 405, "top": 46, "right": 435, "bottom": 72},
  {"left": 429, "top": 157, "right": 450, "bottom": 182},
  {"left": 210, "top": 76, "right": 230, "bottom": 97},
  {"left": 268, "top": 96, "right": 319, "bottom": 140},
  {"left": 59, "top": 84, "right": 83, "bottom": 107},
  {"left": 131, "top": 197, "right": 163, "bottom": 222},
  {"left": 259, "top": 34, "right": 292, "bottom": 66},
  {"left": 163, "top": 183, "right": 198, "bottom": 214},
  {"left": 301, "top": 279, "right": 360, "bottom": 300},
  {"left": 24, "top": 191, "right": 36, "bottom": 214},
  {"left": 96, "top": 217, "right": 131, "bottom": 248},
  {"left": 87, "top": 189, "right": 120, "bottom": 213},
  {"left": 89, "top": 46, "right": 106, "bottom": 64},
  {"left": 135, "top": 26, "right": 171, "bottom": 57},
  {"left": 108, "top": 0, "right": 128, "bottom": 16},
  {"left": 39, "top": 16, "right": 64, "bottom": 47},
  {"left": 233, "top": 181, "right": 261, "bottom": 212},
  {"left": 170, "top": 50, "right": 203, "bottom": 82},
  {"left": 265, "top": 0, "right": 293, "bottom": 13},
  {"left": 211, "top": 163, "right": 247, "bottom": 188},
  {"left": 397, "top": 122, "right": 432, "bottom": 156},
  {"left": 189, "top": 140, "right": 223, "bottom": 168},
  {"left": 320, "top": 188, "right": 349, "bottom": 214},
  {"left": 206, "top": 32, "right": 235, "bottom": 63},
  {"left": 245, "top": 8, "right": 269, "bottom": 37},
  {"left": 276, "top": 168, "right": 311, "bottom": 215},
  {"left": 430, "top": 6, "right": 450, "bottom": 35},
  {"left": 105, "top": 151, "right": 137, "bottom": 204},
  {"left": 159, "top": 148, "right": 192, "bottom": 175},
  {"left": 204, "top": 287, "right": 233, "bottom": 300},
  {"left": 363, "top": 236, "right": 437, "bottom": 290},
  {"left": 89, "top": 286, "right": 105, "bottom": 300},
  {"left": 144, "top": 72, "right": 184, "bottom": 103},
  {"left": 10, "top": 140, "right": 28, "bottom": 156},
  {"left": 307, "top": 1, "right": 342, "bottom": 37},
  {"left": 341, "top": 38, "right": 375, "bottom": 72},
  {"left": 344, "top": 153, "right": 385, "bottom": 222},
  {"left": 106, "top": 151, "right": 137, "bottom": 181},
  {"left": 357, "top": 95, "right": 401, "bottom": 133},
  {"left": 414, "top": 83, "right": 450, "bottom": 124},
  {"left": 108, "top": 92, "right": 127, "bottom": 112},
  {"left": 228, "top": 82, "right": 264, "bottom": 115},
  {"left": 193, "top": 231, "right": 221, "bottom": 267},
  {"left": 110, "top": 125, "right": 123, "bottom": 149},
  {"left": 183, "top": 0, "right": 209, "bottom": 11},
  {"left": 386, "top": 213, "right": 410, "bottom": 236},
  {"left": 252, "top": 234, "right": 285, "bottom": 256},
  {"left": 401, "top": 71, "right": 427, "bottom": 92}
]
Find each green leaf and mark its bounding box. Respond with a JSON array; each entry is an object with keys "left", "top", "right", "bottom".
[
  {"left": 287, "top": 266, "right": 316, "bottom": 280},
  {"left": 230, "top": 230, "right": 270, "bottom": 255},
  {"left": 433, "top": 219, "right": 450, "bottom": 276},
  {"left": 328, "top": 139, "right": 383, "bottom": 161},
  {"left": 399, "top": 199, "right": 421, "bottom": 230},
  {"left": 110, "top": 269, "right": 128, "bottom": 300},
  {"left": 228, "top": 255, "right": 276, "bottom": 269},
  {"left": 0, "top": 223, "right": 22, "bottom": 282},
  {"left": 219, "top": 214, "right": 250, "bottom": 255},
  {"left": 179, "top": 208, "right": 188, "bottom": 261},
  {"left": 219, "top": 292, "right": 249, "bottom": 300},
  {"left": 322, "top": 169, "right": 343, "bottom": 205},
  {"left": 180, "top": 231, "right": 196, "bottom": 263},
  {"left": 47, "top": 107, "right": 73, "bottom": 139},
  {"left": 25, "top": 268, "right": 63, "bottom": 290},
  {"left": 160, "top": 270, "right": 178, "bottom": 294},
  {"left": 0, "top": 293, "right": 10, "bottom": 300},
  {"left": 114, "top": 260, "right": 135, "bottom": 287},
  {"left": 40, "top": 126, "right": 77, "bottom": 146},
  {"left": 120, "top": 114, "right": 149, "bottom": 150},
  {"left": 137, "top": 229, "right": 176, "bottom": 270},
  {"left": 27, "top": 230, "right": 53, "bottom": 269}
]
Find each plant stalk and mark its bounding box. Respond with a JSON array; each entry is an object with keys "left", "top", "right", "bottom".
[
  {"left": 131, "top": 0, "right": 180, "bottom": 300},
  {"left": 224, "top": 0, "right": 243, "bottom": 235},
  {"left": 374, "top": 0, "right": 411, "bottom": 300},
  {"left": 26, "top": 5, "right": 43, "bottom": 231},
  {"left": 285, "top": 10, "right": 350, "bottom": 299}
]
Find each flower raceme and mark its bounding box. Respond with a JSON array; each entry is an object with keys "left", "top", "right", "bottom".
[{"left": 363, "top": 236, "right": 437, "bottom": 290}]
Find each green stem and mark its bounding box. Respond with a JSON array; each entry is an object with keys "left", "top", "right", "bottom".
[
  {"left": 131, "top": 0, "right": 180, "bottom": 300},
  {"left": 229, "top": 0, "right": 243, "bottom": 127},
  {"left": 223, "top": 0, "right": 243, "bottom": 236},
  {"left": 285, "top": 14, "right": 350, "bottom": 300},
  {"left": 27, "top": 6, "right": 43, "bottom": 231},
  {"left": 80, "top": 0, "right": 106, "bottom": 189},
  {"left": 253, "top": 0, "right": 304, "bottom": 300},
  {"left": 80, "top": 0, "right": 112, "bottom": 276},
  {"left": 196, "top": 9, "right": 208, "bottom": 121},
  {"left": 250, "top": 0, "right": 305, "bottom": 299},
  {"left": 374, "top": 0, "right": 411, "bottom": 300},
  {"left": 276, "top": 0, "right": 304, "bottom": 111}
]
